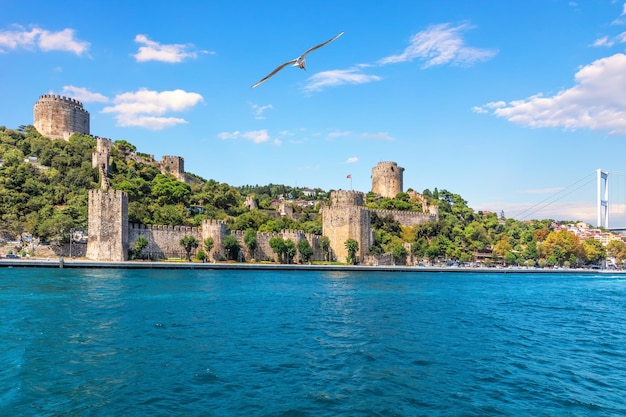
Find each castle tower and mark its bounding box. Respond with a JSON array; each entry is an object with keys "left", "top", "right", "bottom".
[
  {"left": 92, "top": 137, "right": 112, "bottom": 174},
  {"left": 86, "top": 189, "right": 129, "bottom": 261},
  {"left": 33, "top": 94, "right": 90, "bottom": 140},
  {"left": 371, "top": 161, "right": 404, "bottom": 198},
  {"left": 161, "top": 155, "right": 185, "bottom": 182},
  {"left": 86, "top": 148, "right": 129, "bottom": 261},
  {"left": 202, "top": 219, "right": 227, "bottom": 260},
  {"left": 321, "top": 190, "right": 371, "bottom": 263}
]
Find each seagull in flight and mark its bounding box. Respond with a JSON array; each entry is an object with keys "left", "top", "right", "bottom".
[{"left": 251, "top": 32, "right": 344, "bottom": 88}]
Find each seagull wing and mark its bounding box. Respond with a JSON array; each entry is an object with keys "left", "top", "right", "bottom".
[
  {"left": 251, "top": 59, "right": 298, "bottom": 88},
  {"left": 300, "top": 32, "right": 344, "bottom": 58}
]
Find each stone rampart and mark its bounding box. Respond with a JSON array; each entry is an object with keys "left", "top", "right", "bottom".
[
  {"left": 231, "top": 229, "right": 323, "bottom": 262},
  {"left": 371, "top": 209, "right": 437, "bottom": 226},
  {"left": 129, "top": 223, "right": 202, "bottom": 259}
]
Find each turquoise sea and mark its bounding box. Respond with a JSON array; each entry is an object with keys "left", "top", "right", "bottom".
[{"left": 2, "top": 268, "right": 626, "bottom": 416}]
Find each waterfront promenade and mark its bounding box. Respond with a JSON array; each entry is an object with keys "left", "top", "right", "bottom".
[{"left": 0, "top": 257, "right": 618, "bottom": 273}]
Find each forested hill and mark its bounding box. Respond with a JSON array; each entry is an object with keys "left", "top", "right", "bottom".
[{"left": 1, "top": 125, "right": 617, "bottom": 267}]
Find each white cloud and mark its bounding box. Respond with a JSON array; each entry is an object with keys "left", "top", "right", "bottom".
[
  {"left": 251, "top": 103, "right": 273, "bottom": 119},
  {"left": 592, "top": 36, "right": 613, "bottom": 47},
  {"left": 472, "top": 101, "right": 505, "bottom": 113},
  {"left": 304, "top": 68, "right": 381, "bottom": 92},
  {"left": 133, "top": 34, "right": 209, "bottom": 63},
  {"left": 592, "top": 32, "right": 626, "bottom": 47},
  {"left": 243, "top": 130, "right": 270, "bottom": 144},
  {"left": 102, "top": 88, "right": 203, "bottom": 130},
  {"left": 328, "top": 130, "right": 351, "bottom": 139},
  {"left": 0, "top": 25, "right": 89, "bottom": 55},
  {"left": 346, "top": 157, "right": 358, "bottom": 163},
  {"left": 217, "top": 131, "right": 240, "bottom": 140},
  {"left": 361, "top": 132, "right": 395, "bottom": 141},
  {"left": 378, "top": 23, "right": 497, "bottom": 67},
  {"left": 623, "top": 3, "right": 626, "bottom": 15},
  {"left": 216, "top": 129, "right": 270, "bottom": 144},
  {"left": 61, "top": 86, "right": 109, "bottom": 103},
  {"left": 38, "top": 28, "right": 90, "bottom": 54},
  {"left": 481, "top": 53, "right": 626, "bottom": 135}
]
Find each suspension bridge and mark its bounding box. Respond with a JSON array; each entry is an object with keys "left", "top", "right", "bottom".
[{"left": 512, "top": 169, "right": 626, "bottom": 232}]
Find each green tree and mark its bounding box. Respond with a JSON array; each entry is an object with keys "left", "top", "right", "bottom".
[
  {"left": 179, "top": 236, "right": 198, "bottom": 261},
  {"left": 284, "top": 239, "right": 297, "bottom": 264},
  {"left": 130, "top": 236, "right": 149, "bottom": 260},
  {"left": 390, "top": 243, "right": 407, "bottom": 265},
  {"left": 320, "top": 236, "right": 330, "bottom": 261},
  {"left": 345, "top": 238, "right": 359, "bottom": 265},
  {"left": 269, "top": 237, "right": 286, "bottom": 263},
  {"left": 222, "top": 235, "right": 240, "bottom": 260},
  {"left": 244, "top": 228, "right": 257, "bottom": 261},
  {"left": 297, "top": 239, "right": 314, "bottom": 263},
  {"left": 203, "top": 237, "right": 215, "bottom": 260}
]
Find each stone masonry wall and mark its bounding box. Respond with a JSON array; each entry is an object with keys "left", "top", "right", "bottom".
[
  {"left": 322, "top": 191, "right": 372, "bottom": 263},
  {"left": 34, "top": 94, "right": 90, "bottom": 140},
  {"left": 371, "top": 209, "right": 437, "bottom": 226},
  {"left": 371, "top": 161, "right": 404, "bottom": 198},
  {"left": 86, "top": 189, "right": 128, "bottom": 261}
]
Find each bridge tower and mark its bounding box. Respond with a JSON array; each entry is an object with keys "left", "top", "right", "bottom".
[{"left": 597, "top": 169, "right": 609, "bottom": 229}]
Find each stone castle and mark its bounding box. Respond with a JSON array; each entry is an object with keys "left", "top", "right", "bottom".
[
  {"left": 34, "top": 95, "right": 189, "bottom": 183},
  {"left": 34, "top": 94, "right": 438, "bottom": 264},
  {"left": 34, "top": 95, "right": 90, "bottom": 140}
]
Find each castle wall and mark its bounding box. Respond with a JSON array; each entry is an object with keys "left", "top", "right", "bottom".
[
  {"left": 129, "top": 224, "right": 202, "bottom": 259},
  {"left": 126, "top": 220, "right": 323, "bottom": 263},
  {"left": 34, "top": 94, "right": 90, "bottom": 140},
  {"left": 86, "top": 189, "right": 128, "bottom": 261},
  {"left": 371, "top": 161, "right": 404, "bottom": 198},
  {"left": 371, "top": 209, "right": 438, "bottom": 226},
  {"left": 231, "top": 229, "right": 323, "bottom": 262}
]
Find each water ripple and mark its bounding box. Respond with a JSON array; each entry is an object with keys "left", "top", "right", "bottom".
[{"left": 2, "top": 270, "right": 626, "bottom": 416}]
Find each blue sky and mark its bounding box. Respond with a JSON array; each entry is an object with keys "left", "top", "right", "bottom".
[{"left": 2, "top": 1, "right": 626, "bottom": 226}]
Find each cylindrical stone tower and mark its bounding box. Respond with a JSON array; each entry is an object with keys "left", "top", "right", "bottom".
[
  {"left": 34, "top": 94, "right": 90, "bottom": 140},
  {"left": 371, "top": 161, "right": 404, "bottom": 198}
]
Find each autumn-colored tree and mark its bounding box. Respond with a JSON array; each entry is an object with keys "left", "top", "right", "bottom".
[
  {"left": 541, "top": 230, "right": 582, "bottom": 266},
  {"left": 582, "top": 238, "right": 606, "bottom": 265}
]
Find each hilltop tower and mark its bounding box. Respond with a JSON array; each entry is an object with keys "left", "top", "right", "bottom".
[
  {"left": 321, "top": 190, "right": 371, "bottom": 263},
  {"left": 92, "top": 137, "right": 112, "bottom": 174},
  {"left": 33, "top": 94, "right": 90, "bottom": 140},
  {"left": 371, "top": 161, "right": 404, "bottom": 198},
  {"left": 161, "top": 155, "right": 185, "bottom": 182}
]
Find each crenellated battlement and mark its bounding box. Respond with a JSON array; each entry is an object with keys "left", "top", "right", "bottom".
[
  {"left": 37, "top": 94, "right": 88, "bottom": 112},
  {"left": 328, "top": 190, "right": 365, "bottom": 208},
  {"left": 34, "top": 93, "right": 90, "bottom": 140},
  {"left": 129, "top": 223, "right": 200, "bottom": 234},
  {"left": 371, "top": 161, "right": 404, "bottom": 198}
]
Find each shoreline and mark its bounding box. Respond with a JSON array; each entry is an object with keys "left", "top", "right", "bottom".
[{"left": 0, "top": 258, "right": 622, "bottom": 273}]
